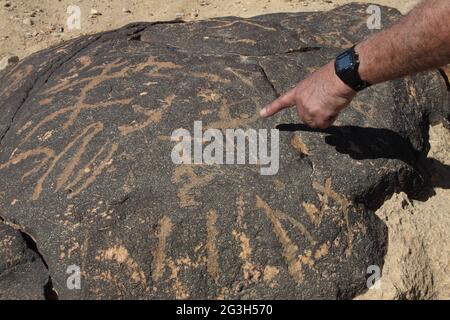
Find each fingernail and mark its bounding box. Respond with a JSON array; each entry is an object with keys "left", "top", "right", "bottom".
[{"left": 260, "top": 108, "right": 267, "bottom": 117}]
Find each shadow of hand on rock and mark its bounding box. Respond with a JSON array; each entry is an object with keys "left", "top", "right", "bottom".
[
  {"left": 277, "top": 123, "right": 450, "bottom": 196},
  {"left": 277, "top": 123, "right": 421, "bottom": 165}
]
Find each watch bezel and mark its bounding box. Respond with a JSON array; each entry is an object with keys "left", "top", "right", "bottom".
[{"left": 334, "top": 47, "right": 369, "bottom": 92}]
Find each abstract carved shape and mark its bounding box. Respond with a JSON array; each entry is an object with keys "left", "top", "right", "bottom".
[{"left": 0, "top": 4, "right": 448, "bottom": 299}]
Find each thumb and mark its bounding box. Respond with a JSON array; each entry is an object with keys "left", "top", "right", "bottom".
[{"left": 260, "top": 88, "right": 296, "bottom": 118}]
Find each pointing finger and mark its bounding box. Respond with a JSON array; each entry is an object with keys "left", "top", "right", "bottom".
[{"left": 260, "top": 88, "right": 296, "bottom": 118}]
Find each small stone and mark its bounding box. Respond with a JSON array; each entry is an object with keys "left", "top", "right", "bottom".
[
  {"left": 4, "top": 2, "right": 11, "bottom": 8},
  {"left": 90, "top": 8, "right": 101, "bottom": 16},
  {"left": 31, "top": 31, "right": 38, "bottom": 37},
  {"left": 122, "top": 8, "right": 131, "bottom": 13},
  {"left": 89, "top": 8, "right": 102, "bottom": 18},
  {"left": 175, "top": 12, "right": 184, "bottom": 19},
  {"left": 22, "top": 18, "right": 33, "bottom": 26},
  {"left": 0, "top": 54, "right": 19, "bottom": 71}
]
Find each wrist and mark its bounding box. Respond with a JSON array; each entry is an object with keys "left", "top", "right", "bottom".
[
  {"left": 326, "top": 61, "right": 357, "bottom": 99},
  {"left": 354, "top": 43, "right": 372, "bottom": 85},
  {"left": 334, "top": 46, "right": 371, "bottom": 92}
]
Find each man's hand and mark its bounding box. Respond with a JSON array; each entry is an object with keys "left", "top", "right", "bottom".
[
  {"left": 260, "top": 62, "right": 356, "bottom": 129},
  {"left": 260, "top": 0, "right": 450, "bottom": 128}
]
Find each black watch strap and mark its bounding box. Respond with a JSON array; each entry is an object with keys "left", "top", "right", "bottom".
[{"left": 335, "top": 46, "right": 371, "bottom": 92}]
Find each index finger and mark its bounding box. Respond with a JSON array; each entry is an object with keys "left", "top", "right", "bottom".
[{"left": 260, "top": 88, "right": 296, "bottom": 118}]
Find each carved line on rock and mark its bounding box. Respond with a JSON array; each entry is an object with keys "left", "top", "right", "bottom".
[{"left": 151, "top": 216, "right": 173, "bottom": 283}]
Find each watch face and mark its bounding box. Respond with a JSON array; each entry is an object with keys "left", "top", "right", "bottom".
[
  {"left": 335, "top": 48, "right": 368, "bottom": 91},
  {"left": 336, "top": 51, "right": 356, "bottom": 73}
]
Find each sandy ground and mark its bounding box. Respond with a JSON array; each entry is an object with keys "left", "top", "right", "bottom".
[
  {"left": 0, "top": 0, "right": 449, "bottom": 299},
  {"left": 1, "top": 0, "right": 421, "bottom": 60}
]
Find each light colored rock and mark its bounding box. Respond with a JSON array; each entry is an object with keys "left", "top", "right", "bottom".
[
  {"left": 22, "top": 18, "right": 33, "bottom": 26},
  {"left": 357, "top": 124, "right": 450, "bottom": 300},
  {"left": 90, "top": 8, "right": 101, "bottom": 16},
  {"left": 0, "top": 54, "right": 19, "bottom": 71}
]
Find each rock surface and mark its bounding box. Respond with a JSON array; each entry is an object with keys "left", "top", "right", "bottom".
[
  {"left": 0, "top": 222, "right": 49, "bottom": 299},
  {"left": 0, "top": 4, "right": 448, "bottom": 299}
]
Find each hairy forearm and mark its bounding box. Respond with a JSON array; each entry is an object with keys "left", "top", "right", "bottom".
[
  {"left": 261, "top": 0, "right": 450, "bottom": 128},
  {"left": 356, "top": 0, "right": 450, "bottom": 85}
]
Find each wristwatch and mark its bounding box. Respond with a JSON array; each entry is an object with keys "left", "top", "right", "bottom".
[{"left": 334, "top": 46, "right": 371, "bottom": 92}]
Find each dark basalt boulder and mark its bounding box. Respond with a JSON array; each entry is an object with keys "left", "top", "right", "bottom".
[
  {"left": 0, "top": 4, "right": 448, "bottom": 299},
  {"left": 0, "top": 223, "right": 49, "bottom": 299}
]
